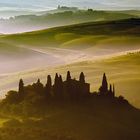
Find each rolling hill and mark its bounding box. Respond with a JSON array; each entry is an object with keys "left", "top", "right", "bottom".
[
  {"left": 0, "top": 52, "right": 139, "bottom": 108},
  {"left": 0, "top": 92, "right": 140, "bottom": 140},
  {"left": 0, "top": 9, "right": 139, "bottom": 34},
  {"left": 0, "top": 18, "right": 140, "bottom": 108},
  {"left": 0, "top": 9, "right": 140, "bottom": 140},
  {"left": 1, "top": 18, "right": 140, "bottom": 48}
]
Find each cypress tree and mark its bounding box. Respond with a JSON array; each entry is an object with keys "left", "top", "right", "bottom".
[
  {"left": 36, "top": 79, "right": 44, "bottom": 94},
  {"left": 18, "top": 79, "right": 25, "bottom": 101},
  {"left": 54, "top": 73, "right": 59, "bottom": 97},
  {"left": 109, "top": 84, "right": 112, "bottom": 93},
  {"left": 54, "top": 74, "right": 64, "bottom": 99},
  {"left": 79, "top": 72, "right": 85, "bottom": 83},
  {"left": 37, "top": 79, "right": 40, "bottom": 84},
  {"left": 46, "top": 75, "right": 52, "bottom": 98},
  {"left": 47, "top": 75, "right": 52, "bottom": 87},
  {"left": 66, "top": 71, "right": 71, "bottom": 81},
  {"left": 54, "top": 73, "right": 59, "bottom": 85},
  {"left": 19, "top": 79, "right": 24, "bottom": 95},
  {"left": 109, "top": 84, "right": 113, "bottom": 97},
  {"left": 102, "top": 73, "right": 108, "bottom": 93},
  {"left": 59, "top": 75, "right": 63, "bottom": 83},
  {"left": 113, "top": 84, "right": 115, "bottom": 97},
  {"left": 65, "top": 71, "right": 72, "bottom": 98},
  {"left": 58, "top": 75, "right": 64, "bottom": 98}
]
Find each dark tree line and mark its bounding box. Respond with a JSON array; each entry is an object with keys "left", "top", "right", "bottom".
[
  {"left": 17, "top": 72, "right": 115, "bottom": 103},
  {"left": 99, "top": 73, "right": 115, "bottom": 98}
]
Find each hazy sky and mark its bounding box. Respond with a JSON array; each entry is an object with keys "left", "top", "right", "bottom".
[{"left": 0, "top": 0, "right": 140, "bottom": 10}]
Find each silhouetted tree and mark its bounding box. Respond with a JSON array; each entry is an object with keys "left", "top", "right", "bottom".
[
  {"left": 54, "top": 73, "right": 59, "bottom": 85},
  {"left": 18, "top": 79, "right": 24, "bottom": 95},
  {"left": 58, "top": 5, "right": 61, "bottom": 9},
  {"left": 45, "top": 75, "right": 52, "bottom": 98},
  {"left": 47, "top": 75, "right": 52, "bottom": 88},
  {"left": 65, "top": 71, "right": 72, "bottom": 99},
  {"left": 35, "top": 79, "right": 44, "bottom": 94},
  {"left": 118, "top": 95, "right": 124, "bottom": 102},
  {"left": 58, "top": 75, "right": 64, "bottom": 98},
  {"left": 113, "top": 84, "right": 115, "bottom": 97},
  {"left": 99, "top": 73, "right": 108, "bottom": 95},
  {"left": 59, "top": 75, "right": 63, "bottom": 82},
  {"left": 53, "top": 73, "right": 59, "bottom": 98},
  {"left": 108, "top": 84, "right": 113, "bottom": 97},
  {"left": 103, "top": 73, "right": 108, "bottom": 92},
  {"left": 66, "top": 71, "right": 71, "bottom": 82},
  {"left": 109, "top": 84, "right": 112, "bottom": 93},
  {"left": 5, "top": 90, "right": 19, "bottom": 104},
  {"left": 88, "top": 9, "right": 94, "bottom": 12},
  {"left": 6, "top": 71, "right": 118, "bottom": 105},
  {"left": 102, "top": 73, "right": 108, "bottom": 92},
  {"left": 79, "top": 72, "right": 85, "bottom": 83}
]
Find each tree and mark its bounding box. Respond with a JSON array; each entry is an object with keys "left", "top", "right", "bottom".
[
  {"left": 88, "top": 9, "right": 94, "bottom": 12},
  {"left": 58, "top": 5, "right": 61, "bottom": 9},
  {"left": 5, "top": 90, "right": 19, "bottom": 104},
  {"left": 37, "top": 79, "right": 40, "bottom": 84},
  {"left": 54, "top": 73, "right": 59, "bottom": 85},
  {"left": 47, "top": 75, "right": 52, "bottom": 88},
  {"left": 99, "top": 73, "right": 108, "bottom": 95},
  {"left": 113, "top": 84, "right": 115, "bottom": 97},
  {"left": 102, "top": 73, "right": 108, "bottom": 93},
  {"left": 54, "top": 74, "right": 64, "bottom": 99},
  {"left": 35, "top": 79, "right": 44, "bottom": 94},
  {"left": 58, "top": 75, "right": 64, "bottom": 98},
  {"left": 109, "top": 84, "right": 112, "bottom": 93},
  {"left": 66, "top": 71, "right": 71, "bottom": 81},
  {"left": 19, "top": 79, "right": 24, "bottom": 95},
  {"left": 79, "top": 72, "right": 85, "bottom": 83},
  {"left": 54, "top": 73, "right": 59, "bottom": 98},
  {"left": 59, "top": 75, "right": 63, "bottom": 84},
  {"left": 45, "top": 75, "right": 52, "bottom": 98},
  {"left": 109, "top": 84, "right": 113, "bottom": 97}
]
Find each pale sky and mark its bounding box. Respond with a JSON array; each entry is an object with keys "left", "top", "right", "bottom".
[{"left": 0, "top": 0, "right": 140, "bottom": 10}]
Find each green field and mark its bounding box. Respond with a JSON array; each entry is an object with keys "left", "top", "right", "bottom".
[
  {"left": 1, "top": 9, "right": 139, "bottom": 34},
  {"left": 45, "top": 52, "right": 140, "bottom": 108},
  {"left": 1, "top": 18, "right": 140, "bottom": 49},
  {"left": 0, "top": 18, "right": 140, "bottom": 108},
  {"left": 1, "top": 52, "right": 139, "bottom": 108}
]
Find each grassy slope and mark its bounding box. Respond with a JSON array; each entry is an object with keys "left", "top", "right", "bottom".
[
  {"left": 1, "top": 52, "right": 139, "bottom": 108},
  {"left": 0, "top": 100, "right": 140, "bottom": 140},
  {"left": 50, "top": 52, "right": 140, "bottom": 108},
  {"left": 117, "top": 10, "right": 140, "bottom": 17},
  {"left": 0, "top": 42, "right": 29, "bottom": 55},
  {"left": 0, "top": 18, "right": 139, "bottom": 107},
  {"left": 0, "top": 18, "right": 140, "bottom": 49},
  {"left": 1, "top": 10, "right": 138, "bottom": 31},
  {"left": 0, "top": 19, "right": 140, "bottom": 106}
]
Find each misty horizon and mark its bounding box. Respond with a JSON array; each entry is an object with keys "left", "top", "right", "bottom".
[{"left": 0, "top": 0, "right": 140, "bottom": 12}]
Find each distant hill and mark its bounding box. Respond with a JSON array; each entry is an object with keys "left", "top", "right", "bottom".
[
  {"left": 37, "top": 6, "right": 79, "bottom": 15},
  {"left": 0, "top": 10, "right": 36, "bottom": 19},
  {"left": 0, "top": 9, "right": 139, "bottom": 34},
  {"left": 1, "top": 18, "right": 140, "bottom": 47},
  {"left": 116, "top": 10, "right": 140, "bottom": 17},
  {"left": 0, "top": 6, "right": 79, "bottom": 19}
]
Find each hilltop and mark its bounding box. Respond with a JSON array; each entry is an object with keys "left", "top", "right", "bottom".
[
  {"left": 0, "top": 9, "right": 139, "bottom": 34},
  {"left": 0, "top": 72, "right": 140, "bottom": 140}
]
